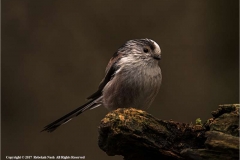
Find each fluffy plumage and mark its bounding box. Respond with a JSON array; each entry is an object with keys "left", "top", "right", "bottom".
[{"left": 42, "top": 38, "right": 162, "bottom": 132}]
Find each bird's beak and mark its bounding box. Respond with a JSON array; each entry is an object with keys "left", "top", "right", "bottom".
[{"left": 152, "top": 54, "right": 161, "bottom": 60}]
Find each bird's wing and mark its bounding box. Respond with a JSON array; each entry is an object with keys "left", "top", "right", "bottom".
[
  {"left": 42, "top": 52, "right": 123, "bottom": 132},
  {"left": 87, "top": 52, "right": 123, "bottom": 99}
]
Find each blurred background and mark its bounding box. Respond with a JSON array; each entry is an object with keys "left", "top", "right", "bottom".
[{"left": 2, "top": 0, "right": 239, "bottom": 160}]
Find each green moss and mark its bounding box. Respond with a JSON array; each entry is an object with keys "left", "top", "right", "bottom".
[{"left": 196, "top": 118, "right": 202, "bottom": 125}]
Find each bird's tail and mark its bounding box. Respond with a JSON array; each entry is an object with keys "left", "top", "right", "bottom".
[{"left": 41, "top": 96, "right": 102, "bottom": 132}]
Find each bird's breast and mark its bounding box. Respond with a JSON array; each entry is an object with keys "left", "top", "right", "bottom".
[{"left": 103, "top": 63, "right": 162, "bottom": 110}]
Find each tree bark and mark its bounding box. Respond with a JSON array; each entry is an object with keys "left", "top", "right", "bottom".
[{"left": 98, "top": 104, "right": 239, "bottom": 160}]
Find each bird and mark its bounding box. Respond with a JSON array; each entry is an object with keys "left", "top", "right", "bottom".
[{"left": 42, "top": 38, "right": 162, "bottom": 132}]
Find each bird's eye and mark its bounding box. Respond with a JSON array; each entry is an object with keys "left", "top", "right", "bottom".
[{"left": 143, "top": 48, "right": 149, "bottom": 53}]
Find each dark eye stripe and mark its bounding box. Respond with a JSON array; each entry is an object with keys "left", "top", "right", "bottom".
[
  {"left": 138, "top": 39, "right": 155, "bottom": 51},
  {"left": 149, "top": 44, "right": 155, "bottom": 50}
]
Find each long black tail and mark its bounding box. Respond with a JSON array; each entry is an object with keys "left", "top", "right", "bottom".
[{"left": 41, "top": 97, "right": 102, "bottom": 132}]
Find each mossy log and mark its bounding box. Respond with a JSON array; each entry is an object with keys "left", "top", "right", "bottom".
[{"left": 98, "top": 104, "right": 239, "bottom": 160}]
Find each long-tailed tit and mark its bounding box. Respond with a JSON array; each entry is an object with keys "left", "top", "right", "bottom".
[{"left": 42, "top": 39, "right": 162, "bottom": 132}]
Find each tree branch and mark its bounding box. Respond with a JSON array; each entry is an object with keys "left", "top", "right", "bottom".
[{"left": 98, "top": 104, "right": 239, "bottom": 160}]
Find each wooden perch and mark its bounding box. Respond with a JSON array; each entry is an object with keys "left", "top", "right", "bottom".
[{"left": 98, "top": 104, "right": 239, "bottom": 160}]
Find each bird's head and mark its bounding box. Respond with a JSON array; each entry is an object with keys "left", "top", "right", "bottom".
[{"left": 118, "top": 38, "right": 161, "bottom": 61}]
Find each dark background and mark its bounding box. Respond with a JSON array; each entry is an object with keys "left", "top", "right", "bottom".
[{"left": 2, "top": 0, "right": 239, "bottom": 160}]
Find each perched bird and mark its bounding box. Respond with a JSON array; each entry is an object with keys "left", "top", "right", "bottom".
[{"left": 42, "top": 38, "right": 162, "bottom": 132}]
